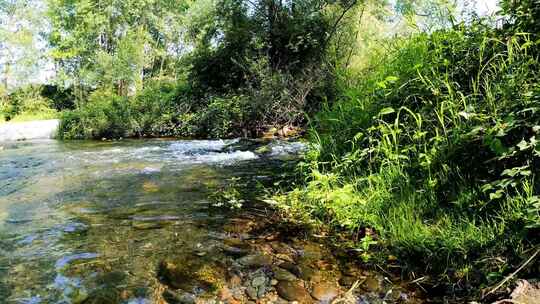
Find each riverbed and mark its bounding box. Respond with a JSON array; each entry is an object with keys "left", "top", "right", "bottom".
[{"left": 0, "top": 139, "right": 423, "bottom": 303}]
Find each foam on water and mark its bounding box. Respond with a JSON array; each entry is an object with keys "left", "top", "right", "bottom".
[
  {"left": 268, "top": 141, "right": 308, "bottom": 156},
  {"left": 71, "top": 139, "right": 256, "bottom": 166},
  {"left": 173, "top": 150, "right": 258, "bottom": 164}
]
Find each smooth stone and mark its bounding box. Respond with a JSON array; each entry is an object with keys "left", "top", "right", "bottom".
[
  {"left": 299, "top": 242, "right": 324, "bottom": 261},
  {"left": 237, "top": 254, "right": 272, "bottom": 267},
  {"left": 162, "top": 289, "right": 196, "bottom": 304},
  {"left": 246, "top": 286, "right": 258, "bottom": 300},
  {"left": 297, "top": 264, "right": 319, "bottom": 281},
  {"left": 275, "top": 281, "right": 312, "bottom": 303},
  {"left": 270, "top": 242, "right": 292, "bottom": 253},
  {"left": 272, "top": 267, "right": 297, "bottom": 281},
  {"left": 251, "top": 275, "right": 266, "bottom": 287},
  {"left": 132, "top": 222, "right": 163, "bottom": 230},
  {"left": 275, "top": 253, "right": 295, "bottom": 263},
  {"left": 257, "top": 285, "right": 268, "bottom": 298},
  {"left": 255, "top": 145, "right": 271, "bottom": 154},
  {"left": 218, "top": 287, "right": 233, "bottom": 301},
  {"left": 222, "top": 245, "right": 248, "bottom": 257},
  {"left": 223, "top": 238, "right": 246, "bottom": 247},
  {"left": 278, "top": 262, "right": 300, "bottom": 276},
  {"left": 311, "top": 282, "right": 340, "bottom": 302},
  {"left": 363, "top": 276, "right": 382, "bottom": 292},
  {"left": 228, "top": 274, "right": 242, "bottom": 287}
]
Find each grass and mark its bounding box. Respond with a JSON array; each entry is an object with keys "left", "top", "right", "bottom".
[
  {"left": 0, "top": 111, "right": 59, "bottom": 124},
  {"left": 275, "top": 19, "right": 540, "bottom": 296}
]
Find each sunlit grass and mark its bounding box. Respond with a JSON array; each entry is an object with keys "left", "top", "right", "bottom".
[{"left": 0, "top": 111, "right": 59, "bottom": 125}]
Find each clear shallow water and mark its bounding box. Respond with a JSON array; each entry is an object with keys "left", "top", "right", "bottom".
[{"left": 0, "top": 139, "right": 304, "bottom": 303}]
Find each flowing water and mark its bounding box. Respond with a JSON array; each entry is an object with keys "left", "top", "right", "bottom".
[{"left": 0, "top": 139, "right": 423, "bottom": 304}]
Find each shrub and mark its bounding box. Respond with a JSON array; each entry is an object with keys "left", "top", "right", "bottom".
[
  {"left": 131, "top": 79, "right": 193, "bottom": 137},
  {"left": 58, "top": 90, "right": 133, "bottom": 139},
  {"left": 198, "top": 95, "right": 246, "bottom": 138},
  {"left": 0, "top": 85, "right": 58, "bottom": 121}
]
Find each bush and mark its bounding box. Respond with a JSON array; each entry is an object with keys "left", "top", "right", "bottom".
[
  {"left": 198, "top": 95, "right": 246, "bottom": 138},
  {"left": 131, "top": 79, "right": 193, "bottom": 137},
  {"left": 57, "top": 80, "right": 253, "bottom": 139},
  {"left": 58, "top": 90, "right": 133, "bottom": 139},
  {"left": 1, "top": 85, "right": 58, "bottom": 122},
  {"left": 40, "top": 85, "right": 76, "bottom": 111}
]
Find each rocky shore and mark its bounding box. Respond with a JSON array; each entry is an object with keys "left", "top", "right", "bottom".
[{"left": 153, "top": 211, "right": 424, "bottom": 304}]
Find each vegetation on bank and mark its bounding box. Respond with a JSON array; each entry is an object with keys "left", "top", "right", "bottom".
[
  {"left": 275, "top": 3, "right": 540, "bottom": 299},
  {"left": 1, "top": 0, "right": 539, "bottom": 300},
  {"left": 0, "top": 85, "right": 71, "bottom": 123},
  {"left": 48, "top": 0, "right": 355, "bottom": 140}
]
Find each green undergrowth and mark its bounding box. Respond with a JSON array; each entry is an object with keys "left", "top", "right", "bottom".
[
  {"left": 275, "top": 20, "right": 540, "bottom": 295},
  {"left": 1, "top": 85, "right": 63, "bottom": 124},
  {"left": 57, "top": 80, "right": 250, "bottom": 139}
]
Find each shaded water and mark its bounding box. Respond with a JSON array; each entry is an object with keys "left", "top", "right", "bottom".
[{"left": 0, "top": 139, "right": 423, "bottom": 304}]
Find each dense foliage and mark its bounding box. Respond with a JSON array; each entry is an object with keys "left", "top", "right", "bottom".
[
  {"left": 0, "top": 85, "right": 65, "bottom": 122},
  {"left": 276, "top": 6, "right": 540, "bottom": 297},
  {"left": 51, "top": 0, "right": 358, "bottom": 138}
]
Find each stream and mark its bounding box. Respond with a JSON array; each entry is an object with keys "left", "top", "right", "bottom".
[{"left": 0, "top": 139, "right": 424, "bottom": 304}]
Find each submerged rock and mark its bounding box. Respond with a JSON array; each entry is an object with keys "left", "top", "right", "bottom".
[
  {"left": 311, "top": 282, "right": 340, "bottom": 302},
  {"left": 275, "top": 280, "right": 313, "bottom": 302},
  {"left": 272, "top": 267, "right": 297, "bottom": 282},
  {"left": 162, "top": 289, "right": 196, "bottom": 304},
  {"left": 157, "top": 260, "right": 217, "bottom": 291},
  {"left": 244, "top": 269, "right": 271, "bottom": 300},
  {"left": 222, "top": 245, "right": 248, "bottom": 257},
  {"left": 131, "top": 222, "right": 163, "bottom": 230},
  {"left": 237, "top": 254, "right": 273, "bottom": 267}
]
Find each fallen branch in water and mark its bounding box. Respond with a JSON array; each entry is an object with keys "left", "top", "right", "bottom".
[{"left": 483, "top": 248, "right": 540, "bottom": 299}]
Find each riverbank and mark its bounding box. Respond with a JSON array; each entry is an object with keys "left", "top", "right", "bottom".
[
  {"left": 0, "top": 119, "right": 59, "bottom": 142},
  {"left": 272, "top": 19, "right": 540, "bottom": 304}
]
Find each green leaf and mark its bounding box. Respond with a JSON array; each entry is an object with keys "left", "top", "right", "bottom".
[
  {"left": 517, "top": 139, "right": 530, "bottom": 151},
  {"left": 488, "top": 138, "right": 508, "bottom": 155},
  {"left": 489, "top": 189, "right": 504, "bottom": 200},
  {"left": 379, "top": 107, "right": 395, "bottom": 116},
  {"left": 385, "top": 76, "right": 399, "bottom": 82}
]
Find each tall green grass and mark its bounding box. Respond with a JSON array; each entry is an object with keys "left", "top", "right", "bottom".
[{"left": 278, "top": 20, "right": 540, "bottom": 291}]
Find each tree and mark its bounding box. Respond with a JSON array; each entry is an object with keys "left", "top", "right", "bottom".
[
  {"left": 0, "top": 0, "right": 49, "bottom": 90},
  {"left": 47, "top": 0, "right": 188, "bottom": 97},
  {"left": 188, "top": 0, "right": 360, "bottom": 92}
]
